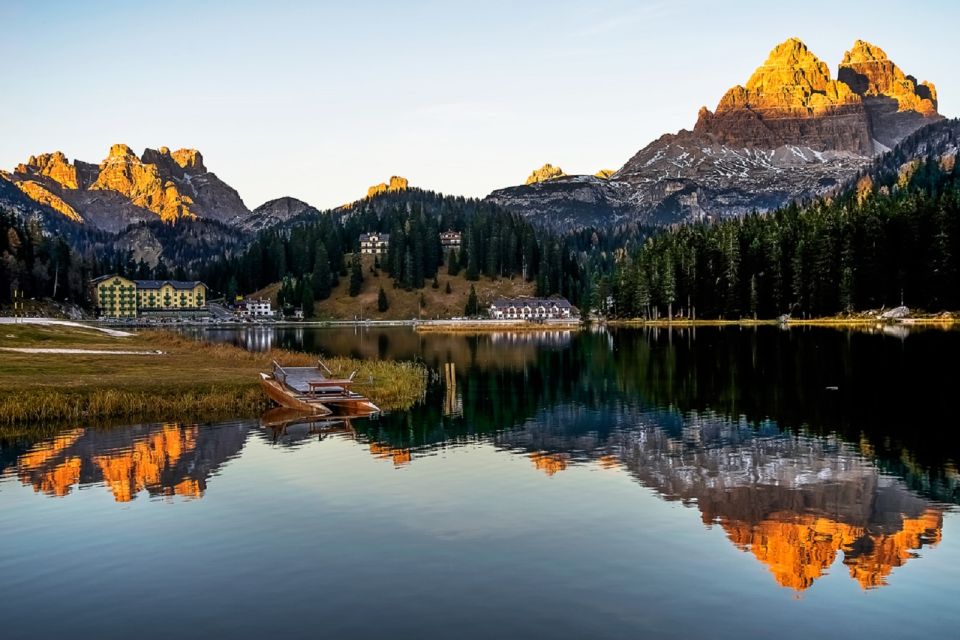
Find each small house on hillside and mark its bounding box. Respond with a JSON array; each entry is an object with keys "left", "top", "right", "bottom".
[
  {"left": 359, "top": 232, "right": 389, "bottom": 255},
  {"left": 440, "top": 230, "right": 462, "bottom": 249}
]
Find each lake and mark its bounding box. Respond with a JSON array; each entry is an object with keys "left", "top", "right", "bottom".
[{"left": 2, "top": 325, "right": 959, "bottom": 639}]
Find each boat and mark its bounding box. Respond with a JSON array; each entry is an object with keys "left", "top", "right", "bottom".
[{"left": 259, "top": 360, "right": 381, "bottom": 416}]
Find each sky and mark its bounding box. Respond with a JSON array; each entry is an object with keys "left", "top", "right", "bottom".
[{"left": 1, "top": 0, "right": 957, "bottom": 210}]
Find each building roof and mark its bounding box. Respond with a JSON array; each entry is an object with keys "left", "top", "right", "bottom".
[
  {"left": 359, "top": 232, "right": 389, "bottom": 242},
  {"left": 91, "top": 274, "right": 205, "bottom": 290},
  {"left": 90, "top": 274, "right": 131, "bottom": 284},
  {"left": 134, "top": 279, "right": 206, "bottom": 290},
  {"left": 491, "top": 297, "right": 573, "bottom": 309}
]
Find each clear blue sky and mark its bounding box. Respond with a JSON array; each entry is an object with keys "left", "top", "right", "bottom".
[{"left": 1, "top": 0, "right": 955, "bottom": 210}]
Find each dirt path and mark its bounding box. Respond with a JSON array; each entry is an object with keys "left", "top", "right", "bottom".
[
  {"left": 0, "top": 317, "right": 133, "bottom": 337},
  {"left": 0, "top": 347, "right": 162, "bottom": 355}
]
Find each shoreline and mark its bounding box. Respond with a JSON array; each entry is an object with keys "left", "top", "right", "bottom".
[{"left": 606, "top": 316, "right": 959, "bottom": 328}]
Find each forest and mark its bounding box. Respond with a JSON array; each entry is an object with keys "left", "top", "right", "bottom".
[
  {"left": 602, "top": 156, "right": 960, "bottom": 319},
  {"left": 0, "top": 210, "right": 105, "bottom": 306},
  {"left": 198, "top": 190, "right": 588, "bottom": 316}
]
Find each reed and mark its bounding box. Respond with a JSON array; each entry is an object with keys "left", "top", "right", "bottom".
[{"left": 0, "top": 385, "right": 269, "bottom": 425}]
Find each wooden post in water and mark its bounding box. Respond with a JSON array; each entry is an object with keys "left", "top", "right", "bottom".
[{"left": 443, "top": 362, "right": 460, "bottom": 417}]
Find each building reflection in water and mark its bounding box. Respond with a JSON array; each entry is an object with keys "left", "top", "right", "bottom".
[{"left": 239, "top": 326, "right": 275, "bottom": 352}]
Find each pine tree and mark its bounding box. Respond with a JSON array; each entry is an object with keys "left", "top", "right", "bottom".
[
  {"left": 377, "top": 286, "right": 389, "bottom": 312},
  {"left": 349, "top": 253, "right": 363, "bottom": 297},
  {"left": 225, "top": 276, "right": 238, "bottom": 304},
  {"left": 300, "top": 277, "right": 315, "bottom": 318},
  {"left": 312, "top": 242, "right": 332, "bottom": 300},
  {"left": 465, "top": 284, "right": 479, "bottom": 316},
  {"left": 447, "top": 248, "right": 460, "bottom": 276},
  {"left": 445, "top": 281, "right": 452, "bottom": 294}
]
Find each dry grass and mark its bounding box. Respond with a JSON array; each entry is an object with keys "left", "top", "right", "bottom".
[
  {"left": 252, "top": 254, "right": 536, "bottom": 320},
  {"left": 0, "top": 325, "right": 427, "bottom": 424}
]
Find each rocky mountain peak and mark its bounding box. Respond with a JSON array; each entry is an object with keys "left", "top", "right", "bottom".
[
  {"left": 839, "top": 40, "right": 938, "bottom": 115},
  {"left": 170, "top": 148, "right": 205, "bottom": 172},
  {"left": 715, "top": 37, "right": 860, "bottom": 116},
  {"left": 525, "top": 164, "right": 566, "bottom": 185},
  {"left": 366, "top": 176, "right": 409, "bottom": 198},
  {"left": 488, "top": 38, "right": 947, "bottom": 230},
  {"left": 837, "top": 40, "right": 942, "bottom": 148},
  {"left": 5, "top": 143, "right": 249, "bottom": 230},
  {"left": 105, "top": 143, "right": 138, "bottom": 162},
  {"left": 15, "top": 151, "right": 80, "bottom": 190}
]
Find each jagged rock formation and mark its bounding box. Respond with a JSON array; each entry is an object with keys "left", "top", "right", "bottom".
[
  {"left": 487, "top": 38, "right": 944, "bottom": 229},
  {"left": 2, "top": 144, "right": 250, "bottom": 232},
  {"left": 366, "top": 176, "right": 409, "bottom": 198},
  {"left": 694, "top": 38, "right": 873, "bottom": 154},
  {"left": 839, "top": 40, "right": 940, "bottom": 148},
  {"left": 525, "top": 164, "right": 566, "bottom": 184}
]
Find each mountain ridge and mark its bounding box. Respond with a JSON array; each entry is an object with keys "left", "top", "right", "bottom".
[{"left": 487, "top": 37, "right": 944, "bottom": 229}]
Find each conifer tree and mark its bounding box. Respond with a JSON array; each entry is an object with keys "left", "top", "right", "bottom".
[
  {"left": 300, "top": 278, "right": 315, "bottom": 318},
  {"left": 312, "top": 242, "right": 332, "bottom": 300},
  {"left": 465, "top": 284, "right": 479, "bottom": 316},
  {"left": 349, "top": 253, "right": 363, "bottom": 297}
]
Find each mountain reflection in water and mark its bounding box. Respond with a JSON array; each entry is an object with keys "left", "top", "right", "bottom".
[
  {"left": 4, "top": 407, "right": 951, "bottom": 592},
  {"left": 4, "top": 325, "right": 959, "bottom": 602},
  {"left": 12, "top": 422, "right": 249, "bottom": 502},
  {"left": 497, "top": 406, "right": 947, "bottom": 591}
]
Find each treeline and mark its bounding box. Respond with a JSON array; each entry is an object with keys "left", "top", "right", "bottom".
[
  {"left": 199, "top": 192, "right": 588, "bottom": 313},
  {"left": 607, "top": 155, "right": 960, "bottom": 319},
  {"left": 0, "top": 209, "right": 102, "bottom": 305}
]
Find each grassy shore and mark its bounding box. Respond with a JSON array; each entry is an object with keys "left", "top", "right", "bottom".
[
  {"left": 0, "top": 324, "right": 427, "bottom": 425},
  {"left": 607, "top": 313, "right": 960, "bottom": 328}
]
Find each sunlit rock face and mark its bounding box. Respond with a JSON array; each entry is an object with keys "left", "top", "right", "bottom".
[
  {"left": 366, "top": 176, "right": 409, "bottom": 198},
  {"left": 14, "top": 422, "right": 248, "bottom": 502},
  {"left": 695, "top": 38, "right": 872, "bottom": 154},
  {"left": 9, "top": 179, "right": 83, "bottom": 222},
  {"left": 487, "top": 38, "right": 943, "bottom": 229},
  {"left": 4, "top": 145, "right": 250, "bottom": 232},
  {"left": 90, "top": 144, "right": 198, "bottom": 223},
  {"left": 525, "top": 164, "right": 566, "bottom": 185},
  {"left": 15, "top": 151, "right": 81, "bottom": 190},
  {"left": 838, "top": 40, "right": 942, "bottom": 148}
]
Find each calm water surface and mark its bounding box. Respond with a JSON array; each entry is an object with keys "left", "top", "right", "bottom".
[{"left": 2, "top": 326, "right": 959, "bottom": 639}]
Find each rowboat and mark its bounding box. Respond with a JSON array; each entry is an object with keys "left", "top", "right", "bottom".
[{"left": 259, "top": 360, "right": 381, "bottom": 416}]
